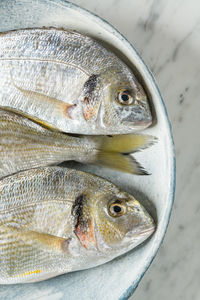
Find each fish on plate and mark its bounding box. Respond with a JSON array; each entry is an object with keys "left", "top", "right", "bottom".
[
  {"left": 0, "top": 109, "right": 155, "bottom": 178},
  {"left": 0, "top": 167, "right": 155, "bottom": 284},
  {"left": 0, "top": 28, "right": 152, "bottom": 134}
]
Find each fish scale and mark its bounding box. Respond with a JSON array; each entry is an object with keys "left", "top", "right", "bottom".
[
  {"left": 0, "top": 166, "right": 155, "bottom": 284},
  {"left": 0, "top": 109, "right": 155, "bottom": 178},
  {"left": 0, "top": 28, "right": 152, "bottom": 134}
]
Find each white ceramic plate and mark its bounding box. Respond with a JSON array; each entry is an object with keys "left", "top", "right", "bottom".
[{"left": 0, "top": 1, "right": 175, "bottom": 299}]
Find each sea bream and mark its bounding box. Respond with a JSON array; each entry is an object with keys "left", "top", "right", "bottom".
[
  {"left": 0, "top": 109, "right": 155, "bottom": 178},
  {"left": 0, "top": 28, "right": 152, "bottom": 134},
  {"left": 0, "top": 167, "right": 155, "bottom": 284}
]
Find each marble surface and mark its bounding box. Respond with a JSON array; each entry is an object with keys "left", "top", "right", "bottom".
[
  {"left": 0, "top": 1, "right": 176, "bottom": 299},
  {"left": 0, "top": 1, "right": 175, "bottom": 299},
  {"left": 68, "top": 1, "right": 199, "bottom": 299},
  {"left": 0, "top": 0, "right": 198, "bottom": 299}
]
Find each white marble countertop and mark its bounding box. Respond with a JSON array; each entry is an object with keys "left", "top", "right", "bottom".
[
  {"left": 69, "top": 1, "right": 200, "bottom": 299},
  {"left": 0, "top": 1, "right": 198, "bottom": 299}
]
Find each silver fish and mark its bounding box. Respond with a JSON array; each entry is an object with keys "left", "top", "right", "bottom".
[
  {"left": 0, "top": 28, "right": 152, "bottom": 134},
  {"left": 0, "top": 109, "right": 155, "bottom": 178},
  {"left": 0, "top": 167, "right": 155, "bottom": 284}
]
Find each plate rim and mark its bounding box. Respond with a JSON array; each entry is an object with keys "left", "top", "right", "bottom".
[
  {"left": 0, "top": 0, "right": 176, "bottom": 298},
  {"left": 48, "top": 1, "right": 176, "bottom": 298}
]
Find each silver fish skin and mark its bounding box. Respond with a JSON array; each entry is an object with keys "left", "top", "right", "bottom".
[
  {"left": 0, "top": 167, "right": 155, "bottom": 284},
  {"left": 0, "top": 28, "right": 152, "bottom": 134},
  {"left": 0, "top": 109, "right": 155, "bottom": 178}
]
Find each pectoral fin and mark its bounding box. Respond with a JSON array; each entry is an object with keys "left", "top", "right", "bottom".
[
  {"left": 19, "top": 230, "right": 72, "bottom": 253},
  {"left": 3, "top": 79, "right": 76, "bottom": 129},
  {"left": 1, "top": 226, "right": 71, "bottom": 254}
]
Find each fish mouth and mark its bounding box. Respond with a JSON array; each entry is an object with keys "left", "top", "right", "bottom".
[
  {"left": 124, "top": 118, "right": 152, "bottom": 130},
  {"left": 139, "top": 225, "right": 156, "bottom": 236},
  {"left": 120, "top": 224, "right": 155, "bottom": 251},
  {"left": 126, "top": 224, "right": 155, "bottom": 239}
]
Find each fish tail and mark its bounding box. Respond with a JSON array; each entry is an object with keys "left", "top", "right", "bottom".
[
  {"left": 95, "top": 134, "right": 156, "bottom": 175},
  {"left": 96, "top": 152, "right": 149, "bottom": 175},
  {"left": 99, "top": 134, "right": 157, "bottom": 154}
]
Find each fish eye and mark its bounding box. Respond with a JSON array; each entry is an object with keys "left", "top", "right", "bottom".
[
  {"left": 117, "top": 90, "right": 134, "bottom": 105},
  {"left": 108, "top": 200, "right": 127, "bottom": 218}
]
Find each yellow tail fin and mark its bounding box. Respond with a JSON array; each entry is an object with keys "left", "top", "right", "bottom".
[
  {"left": 99, "top": 134, "right": 156, "bottom": 153},
  {"left": 97, "top": 152, "right": 149, "bottom": 175},
  {"left": 95, "top": 134, "right": 156, "bottom": 175}
]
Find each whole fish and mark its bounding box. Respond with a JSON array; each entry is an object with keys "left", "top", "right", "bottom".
[
  {"left": 0, "top": 167, "right": 155, "bottom": 284},
  {"left": 0, "top": 109, "right": 155, "bottom": 178},
  {"left": 0, "top": 28, "right": 152, "bottom": 134}
]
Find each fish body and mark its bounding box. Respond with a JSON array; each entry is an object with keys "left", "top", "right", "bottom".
[
  {"left": 0, "top": 167, "right": 155, "bottom": 284},
  {"left": 0, "top": 28, "right": 152, "bottom": 134},
  {"left": 0, "top": 109, "right": 155, "bottom": 178}
]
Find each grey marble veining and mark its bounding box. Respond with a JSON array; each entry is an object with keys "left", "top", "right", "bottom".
[
  {"left": 0, "top": 0, "right": 198, "bottom": 299},
  {"left": 70, "top": 0, "right": 200, "bottom": 299},
  {"left": 0, "top": 1, "right": 175, "bottom": 299}
]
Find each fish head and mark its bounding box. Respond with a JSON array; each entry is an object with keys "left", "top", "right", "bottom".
[
  {"left": 98, "top": 67, "right": 152, "bottom": 133},
  {"left": 93, "top": 190, "right": 155, "bottom": 255},
  {"left": 73, "top": 187, "right": 155, "bottom": 256}
]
